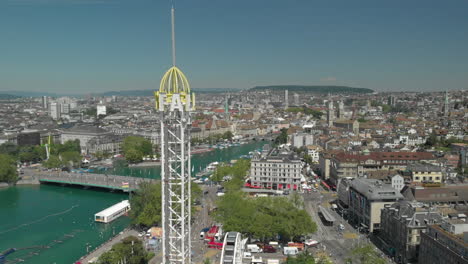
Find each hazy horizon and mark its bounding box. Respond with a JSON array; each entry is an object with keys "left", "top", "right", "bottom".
[{"left": 1, "top": 0, "right": 467, "bottom": 93}]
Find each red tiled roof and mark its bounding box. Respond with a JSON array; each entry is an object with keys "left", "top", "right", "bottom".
[{"left": 334, "top": 151, "right": 435, "bottom": 162}]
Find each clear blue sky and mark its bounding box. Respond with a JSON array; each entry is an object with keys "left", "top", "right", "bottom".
[{"left": 0, "top": 0, "right": 467, "bottom": 93}]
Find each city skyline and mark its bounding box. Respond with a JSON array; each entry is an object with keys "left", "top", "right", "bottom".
[{"left": 1, "top": 0, "right": 467, "bottom": 93}]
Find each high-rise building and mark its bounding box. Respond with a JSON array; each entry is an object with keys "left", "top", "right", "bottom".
[
  {"left": 444, "top": 91, "right": 450, "bottom": 117},
  {"left": 327, "top": 101, "right": 334, "bottom": 127},
  {"left": 61, "top": 103, "right": 70, "bottom": 114},
  {"left": 42, "top": 96, "right": 48, "bottom": 109},
  {"left": 284, "top": 90, "right": 289, "bottom": 109},
  {"left": 293, "top": 93, "right": 299, "bottom": 106},
  {"left": 49, "top": 102, "right": 61, "bottom": 120},
  {"left": 338, "top": 101, "right": 345, "bottom": 119}
]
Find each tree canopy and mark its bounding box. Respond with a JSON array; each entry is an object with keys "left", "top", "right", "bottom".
[
  {"left": 122, "top": 136, "right": 153, "bottom": 163},
  {"left": 129, "top": 181, "right": 202, "bottom": 227},
  {"left": 97, "top": 236, "right": 152, "bottom": 264},
  {"left": 274, "top": 128, "right": 289, "bottom": 145},
  {"left": 214, "top": 192, "right": 317, "bottom": 241},
  {"left": 346, "top": 244, "right": 386, "bottom": 264},
  {"left": 0, "top": 154, "right": 18, "bottom": 183}
]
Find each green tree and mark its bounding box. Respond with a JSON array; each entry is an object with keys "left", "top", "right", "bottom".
[
  {"left": 286, "top": 251, "right": 316, "bottom": 264},
  {"left": 347, "top": 244, "right": 386, "bottom": 264},
  {"left": 98, "top": 236, "right": 151, "bottom": 264},
  {"left": 113, "top": 158, "right": 128, "bottom": 168},
  {"left": 60, "top": 151, "right": 82, "bottom": 168},
  {"left": 130, "top": 181, "right": 202, "bottom": 227},
  {"left": 125, "top": 148, "right": 143, "bottom": 164},
  {"left": 0, "top": 142, "right": 19, "bottom": 156},
  {"left": 222, "top": 131, "right": 234, "bottom": 140},
  {"left": 42, "top": 155, "right": 63, "bottom": 169},
  {"left": 275, "top": 128, "right": 288, "bottom": 145},
  {"left": 214, "top": 193, "right": 316, "bottom": 241},
  {"left": 425, "top": 133, "right": 438, "bottom": 147},
  {"left": 19, "top": 150, "right": 36, "bottom": 163},
  {"left": 0, "top": 154, "right": 18, "bottom": 183},
  {"left": 51, "top": 139, "right": 81, "bottom": 155},
  {"left": 130, "top": 182, "right": 162, "bottom": 227},
  {"left": 122, "top": 136, "right": 153, "bottom": 163}
]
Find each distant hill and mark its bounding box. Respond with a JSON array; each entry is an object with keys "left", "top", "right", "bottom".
[
  {"left": 1, "top": 91, "right": 59, "bottom": 97},
  {"left": 101, "top": 88, "right": 242, "bottom": 97},
  {"left": 250, "top": 85, "right": 374, "bottom": 94},
  {"left": 0, "top": 93, "right": 21, "bottom": 100}
]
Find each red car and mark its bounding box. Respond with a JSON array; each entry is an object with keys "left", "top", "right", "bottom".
[{"left": 260, "top": 244, "right": 277, "bottom": 253}]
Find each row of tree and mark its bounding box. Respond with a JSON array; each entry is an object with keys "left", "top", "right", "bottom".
[
  {"left": 210, "top": 157, "right": 317, "bottom": 242},
  {"left": 97, "top": 236, "right": 153, "bottom": 264},
  {"left": 0, "top": 154, "right": 17, "bottom": 183},
  {"left": 191, "top": 131, "right": 234, "bottom": 145},
  {"left": 214, "top": 191, "right": 317, "bottom": 242},
  {"left": 129, "top": 181, "right": 202, "bottom": 227},
  {"left": 122, "top": 136, "right": 155, "bottom": 164}
]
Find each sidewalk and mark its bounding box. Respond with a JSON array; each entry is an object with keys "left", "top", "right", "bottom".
[{"left": 76, "top": 228, "right": 139, "bottom": 263}]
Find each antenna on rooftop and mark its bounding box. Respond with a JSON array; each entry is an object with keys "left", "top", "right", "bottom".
[{"left": 171, "top": 2, "right": 176, "bottom": 66}]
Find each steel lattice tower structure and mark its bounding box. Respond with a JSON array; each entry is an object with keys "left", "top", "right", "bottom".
[{"left": 155, "top": 5, "right": 195, "bottom": 264}]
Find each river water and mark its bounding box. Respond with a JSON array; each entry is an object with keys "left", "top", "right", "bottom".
[{"left": 0, "top": 140, "right": 268, "bottom": 264}]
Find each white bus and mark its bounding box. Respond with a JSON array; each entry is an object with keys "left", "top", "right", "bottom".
[{"left": 95, "top": 200, "right": 130, "bottom": 223}]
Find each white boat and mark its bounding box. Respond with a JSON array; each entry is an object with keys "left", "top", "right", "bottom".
[
  {"left": 95, "top": 200, "right": 130, "bottom": 223},
  {"left": 206, "top": 162, "right": 220, "bottom": 171}
]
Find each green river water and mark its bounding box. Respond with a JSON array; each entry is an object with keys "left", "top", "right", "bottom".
[{"left": 0, "top": 141, "right": 268, "bottom": 264}]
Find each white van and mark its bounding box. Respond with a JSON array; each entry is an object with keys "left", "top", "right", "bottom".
[
  {"left": 246, "top": 244, "right": 263, "bottom": 253},
  {"left": 283, "top": 246, "right": 299, "bottom": 256},
  {"left": 267, "top": 260, "right": 280, "bottom": 264}
]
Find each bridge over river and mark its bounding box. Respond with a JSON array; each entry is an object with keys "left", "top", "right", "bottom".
[{"left": 22, "top": 168, "right": 155, "bottom": 192}]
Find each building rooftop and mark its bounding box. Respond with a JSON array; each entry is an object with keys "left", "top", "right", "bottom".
[
  {"left": 407, "top": 163, "right": 442, "bottom": 172},
  {"left": 350, "top": 178, "right": 404, "bottom": 201}
]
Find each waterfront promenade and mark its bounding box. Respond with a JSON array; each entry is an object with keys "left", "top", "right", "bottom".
[{"left": 76, "top": 228, "right": 140, "bottom": 263}]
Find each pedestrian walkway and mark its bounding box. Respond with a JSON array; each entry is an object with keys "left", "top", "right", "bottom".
[{"left": 76, "top": 228, "right": 139, "bottom": 263}]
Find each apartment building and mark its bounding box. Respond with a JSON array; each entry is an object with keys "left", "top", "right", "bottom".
[
  {"left": 419, "top": 220, "right": 468, "bottom": 264},
  {"left": 249, "top": 148, "right": 303, "bottom": 190},
  {"left": 380, "top": 201, "right": 443, "bottom": 263},
  {"left": 327, "top": 151, "right": 436, "bottom": 185},
  {"left": 407, "top": 163, "right": 443, "bottom": 184},
  {"left": 348, "top": 178, "right": 403, "bottom": 232}
]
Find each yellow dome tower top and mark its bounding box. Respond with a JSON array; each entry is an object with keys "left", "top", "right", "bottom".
[
  {"left": 159, "top": 66, "right": 190, "bottom": 94},
  {"left": 155, "top": 5, "right": 195, "bottom": 112}
]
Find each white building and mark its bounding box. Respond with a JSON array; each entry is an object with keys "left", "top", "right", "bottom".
[
  {"left": 49, "top": 102, "right": 61, "bottom": 120},
  {"left": 291, "top": 133, "right": 314, "bottom": 148},
  {"left": 249, "top": 148, "right": 302, "bottom": 190},
  {"left": 97, "top": 104, "right": 107, "bottom": 116},
  {"left": 390, "top": 174, "right": 405, "bottom": 192}
]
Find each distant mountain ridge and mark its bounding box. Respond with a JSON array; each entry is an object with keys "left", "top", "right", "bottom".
[
  {"left": 250, "top": 85, "right": 374, "bottom": 94},
  {"left": 0, "top": 93, "right": 21, "bottom": 99},
  {"left": 101, "top": 88, "right": 242, "bottom": 97}
]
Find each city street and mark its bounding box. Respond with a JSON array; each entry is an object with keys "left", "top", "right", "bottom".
[{"left": 302, "top": 185, "right": 394, "bottom": 264}]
